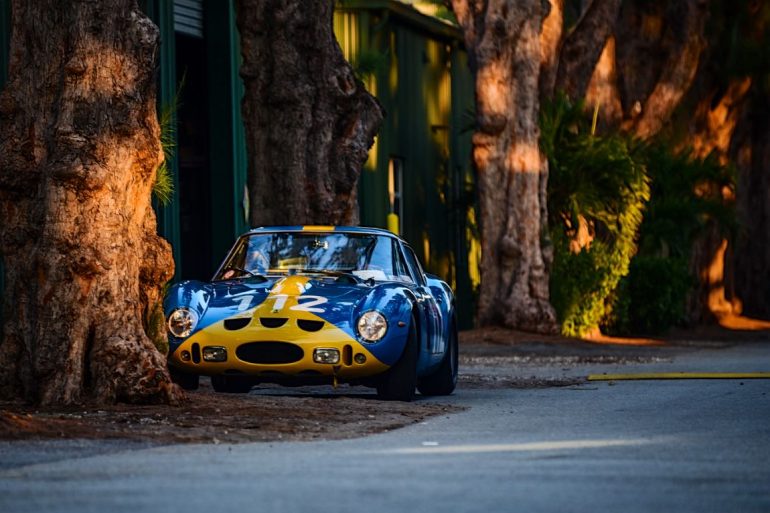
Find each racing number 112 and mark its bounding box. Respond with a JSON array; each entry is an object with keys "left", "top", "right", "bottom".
[{"left": 268, "top": 294, "right": 327, "bottom": 314}]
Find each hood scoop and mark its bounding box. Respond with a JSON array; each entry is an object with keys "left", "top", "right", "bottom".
[
  {"left": 224, "top": 318, "right": 250, "bottom": 331},
  {"left": 260, "top": 317, "right": 288, "bottom": 328}
]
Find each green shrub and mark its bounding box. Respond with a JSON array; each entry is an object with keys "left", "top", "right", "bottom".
[
  {"left": 603, "top": 256, "right": 692, "bottom": 335},
  {"left": 631, "top": 142, "right": 735, "bottom": 258},
  {"left": 603, "top": 143, "right": 735, "bottom": 335},
  {"left": 152, "top": 81, "right": 182, "bottom": 206},
  {"left": 542, "top": 95, "right": 649, "bottom": 337}
]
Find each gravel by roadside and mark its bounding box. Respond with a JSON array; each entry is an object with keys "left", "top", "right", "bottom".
[{"left": 2, "top": 324, "right": 766, "bottom": 445}]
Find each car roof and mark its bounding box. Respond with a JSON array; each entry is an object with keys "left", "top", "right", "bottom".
[{"left": 246, "top": 225, "right": 403, "bottom": 241}]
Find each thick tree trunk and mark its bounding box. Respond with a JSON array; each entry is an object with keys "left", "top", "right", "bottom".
[
  {"left": 683, "top": 78, "right": 751, "bottom": 322},
  {"left": 584, "top": 36, "right": 624, "bottom": 127},
  {"left": 0, "top": 1, "right": 181, "bottom": 405},
  {"left": 452, "top": 0, "right": 557, "bottom": 333},
  {"left": 539, "top": 0, "right": 563, "bottom": 101},
  {"left": 235, "top": 0, "right": 384, "bottom": 226},
  {"left": 615, "top": 0, "right": 708, "bottom": 138},
  {"left": 732, "top": 88, "right": 770, "bottom": 319},
  {"left": 553, "top": 0, "right": 621, "bottom": 101}
]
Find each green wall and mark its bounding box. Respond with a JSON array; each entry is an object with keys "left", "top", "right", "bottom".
[
  {"left": 204, "top": 0, "right": 249, "bottom": 270},
  {"left": 0, "top": 1, "right": 478, "bottom": 328},
  {"left": 334, "top": 3, "right": 478, "bottom": 327},
  {"left": 144, "top": 0, "right": 248, "bottom": 278},
  {"left": 143, "top": 0, "right": 183, "bottom": 279}
]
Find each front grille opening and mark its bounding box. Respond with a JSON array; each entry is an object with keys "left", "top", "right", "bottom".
[
  {"left": 224, "top": 318, "right": 250, "bottom": 331},
  {"left": 343, "top": 344, "right": 353, "bottom": 366},
  {"left": 191, "top": 343, "right": 201, "bottom": 364},
  {"left": 260, "top": 317, "right": 288, "bottom": 328},
  {"left": 236, "top": 342, "right": 304, "bottom": 364},
  {"left": 297, "top": 319, "right": 324, "bottom": 332}
]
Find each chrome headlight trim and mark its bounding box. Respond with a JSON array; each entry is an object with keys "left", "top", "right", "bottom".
[
  {"left": 357, "top": 310, "right": 388, "bottom": 342},
  {"left": 167, "top": 308, "right": 199, "bottom": 339}
]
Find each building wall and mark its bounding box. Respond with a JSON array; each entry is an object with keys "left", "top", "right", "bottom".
[
  {"left": 143, "top": 0, "right": 249, "bottom": 280},
  {"left": 0, "top": 1, "right": 480, "bottom": 328},
  {"left": 334, "top": 4, "right": 479, "bottom": 327}
]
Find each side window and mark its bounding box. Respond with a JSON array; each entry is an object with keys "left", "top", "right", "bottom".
[
  {"left": 401, "top": 245, "right": 427, "bottom": 286},
  {"left": 392, "top": 240, "right": 414, "bottom": 283},
  {"left": 365, "top": 236, "right": 397, "bottom": 276}
]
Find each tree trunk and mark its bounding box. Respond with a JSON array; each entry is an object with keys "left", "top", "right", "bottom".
[
  {"left": 732, "top": 87, "right": 770, "bottom": 319},
  {"left": 681, "top": 78, "right": 751, "bottom": 323},
  {"left": 539, "top": 0, "right": 563, "bottom": 101},
  {"left": 452, "top": 0, "right": 557, "bottom": 333},
  {"left": 584, "top": 35, "right": 624, "bottom": 127},
  {"left": 0, "top": 1, "right": 181, "bottom": 405},
  {"left": 553, "top": 0, "right": 621, "bottom": 101},
  {"left": 235, "top": 0, "right": 384, "bottom": 227},
  {"left": 615, "top": 0, "right": 708, "bottom": 138}
]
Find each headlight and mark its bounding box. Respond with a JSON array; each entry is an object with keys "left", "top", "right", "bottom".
[
  {"left": 167, "top": 308, "right": 198, "bottom": 338},
  {"left": 357, "top": 311, "right": 388, "bottom": 342}
]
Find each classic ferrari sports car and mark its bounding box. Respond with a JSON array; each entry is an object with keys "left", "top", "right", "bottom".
[{"left": 164, "top": 226, "right": 458, "bottom": 401}]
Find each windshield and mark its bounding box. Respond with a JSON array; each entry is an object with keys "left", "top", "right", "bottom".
[{"left": 215, "top": 232, "right": 408, "bottom": 283}]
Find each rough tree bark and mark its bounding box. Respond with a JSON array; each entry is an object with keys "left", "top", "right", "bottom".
[
  {"left": 684, "top": 78, "right": 751, "bottom": 323},
  {"left": 615, "top": 0, "right": 708, "bottom": 138},
  {"left": 0, "top": 1, "right": 181, "bottom": 405},
  {"left": 452, "top": 0, "right": 557, "bottom": 332},
  {"left": 538, "top": 0, "right": 563, "bottom": 101},
  {"left": 235, "top": 0, "right": 384, "bottom": 226},
  {"left": 584, "top": 35, "right": 624, "bottom": 127},
  {"left": 553, "top": 0, "right": 621, "bottom": 101},
  {"left": 732, "top": 88, "right": 770, "bottom": 319}
]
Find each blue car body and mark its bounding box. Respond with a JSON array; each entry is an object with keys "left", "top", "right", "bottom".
[{"left": 164, "top": 226, "right": 457, "bottom": 398}]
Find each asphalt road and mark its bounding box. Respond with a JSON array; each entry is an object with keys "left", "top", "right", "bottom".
[{"left": 1, "top": 342, "right": 768, "bottom": 513}]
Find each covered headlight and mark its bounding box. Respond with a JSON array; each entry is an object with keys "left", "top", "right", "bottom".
[
  {"left": 357, "top": 311, "right": 388, "bottom": 342},
  {"left": 167, "top": 308, "right": 198, "bottom": 338}
]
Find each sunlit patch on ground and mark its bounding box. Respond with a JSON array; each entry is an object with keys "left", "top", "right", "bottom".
[
  {"left": 717, "top": 313, "right": 770, "bottom": 331},
  {"left": 581, "top": 332, "right": 666, "bottom": 347}
]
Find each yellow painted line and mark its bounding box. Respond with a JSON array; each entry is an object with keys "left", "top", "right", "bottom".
[
  {"left": 588, "top": 372, "right": 770, "bottom": 381},
  {"left": 302, "top": 225, "right": 335, "bottom": 231}
]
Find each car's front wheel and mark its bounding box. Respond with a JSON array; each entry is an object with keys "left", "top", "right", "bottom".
[
  {"left": 376, "top": 318, "right": 418, "bottom": 401},
  {"left": 211, "top": 375, "right": 253, "bottom": 394},
  {"left": 417, "top": 317, "right": 458, "bottom": 396},
  {"left": 169, "top": 366, "right": 200, "bottom": 391}
]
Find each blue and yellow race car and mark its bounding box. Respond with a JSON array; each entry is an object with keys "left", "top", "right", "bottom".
[{"left": 164, "top": 226, "right": 458, "bottom": 401}]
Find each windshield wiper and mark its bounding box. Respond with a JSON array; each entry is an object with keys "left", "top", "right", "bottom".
[
  {"left": 220, "top": 266, "right": 268, "bottom": 282},
  {"left": 298, "top": 268, "right": 361, "bottom": 283}
]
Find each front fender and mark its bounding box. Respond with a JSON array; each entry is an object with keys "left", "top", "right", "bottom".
[
  {"left": 163, "top": 280, "right": 212, "bottom": 320},
  {"left": 350, "top": 284, "right": 415, "bottom": 367}
]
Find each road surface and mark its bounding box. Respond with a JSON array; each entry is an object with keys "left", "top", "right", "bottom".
[{"left": 1, "top": 341, "right": 768, "bottom": 513}]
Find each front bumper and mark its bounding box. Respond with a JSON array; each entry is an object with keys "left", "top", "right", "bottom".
[{"left": 169, "top": 326, "right": 389, "bottom": 379}]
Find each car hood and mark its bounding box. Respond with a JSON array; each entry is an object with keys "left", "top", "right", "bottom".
[{"left": 165, "top": 274, "right": 412, "bottom": 340}]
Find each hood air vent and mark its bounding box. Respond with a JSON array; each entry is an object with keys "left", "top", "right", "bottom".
[
  {"left": 260, "top": 317, "right": 288, "bottom": 328},
  {"left": 297, "top": 319, "right": 325, "bottom": 332},
  {"left": 224, "top": 318, "right": 250, "bottom": 331}
]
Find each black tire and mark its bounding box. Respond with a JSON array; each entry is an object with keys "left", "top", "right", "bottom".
[
  {"left": 169, "top": 366, "right": 200, "bottom": 391},
  {"left": 211, "top": 375, "right": 253, "bottom": 394},
  {"left": 376, "top": 318, "right": 418, "bottom": 401},
  {"left": 417, "top": 317, "right": 458, "bottom": 396}
]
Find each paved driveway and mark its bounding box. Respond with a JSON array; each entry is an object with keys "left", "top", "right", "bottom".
[{"left": 1, "top": 341, "right": 768, "bottom": 513}]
